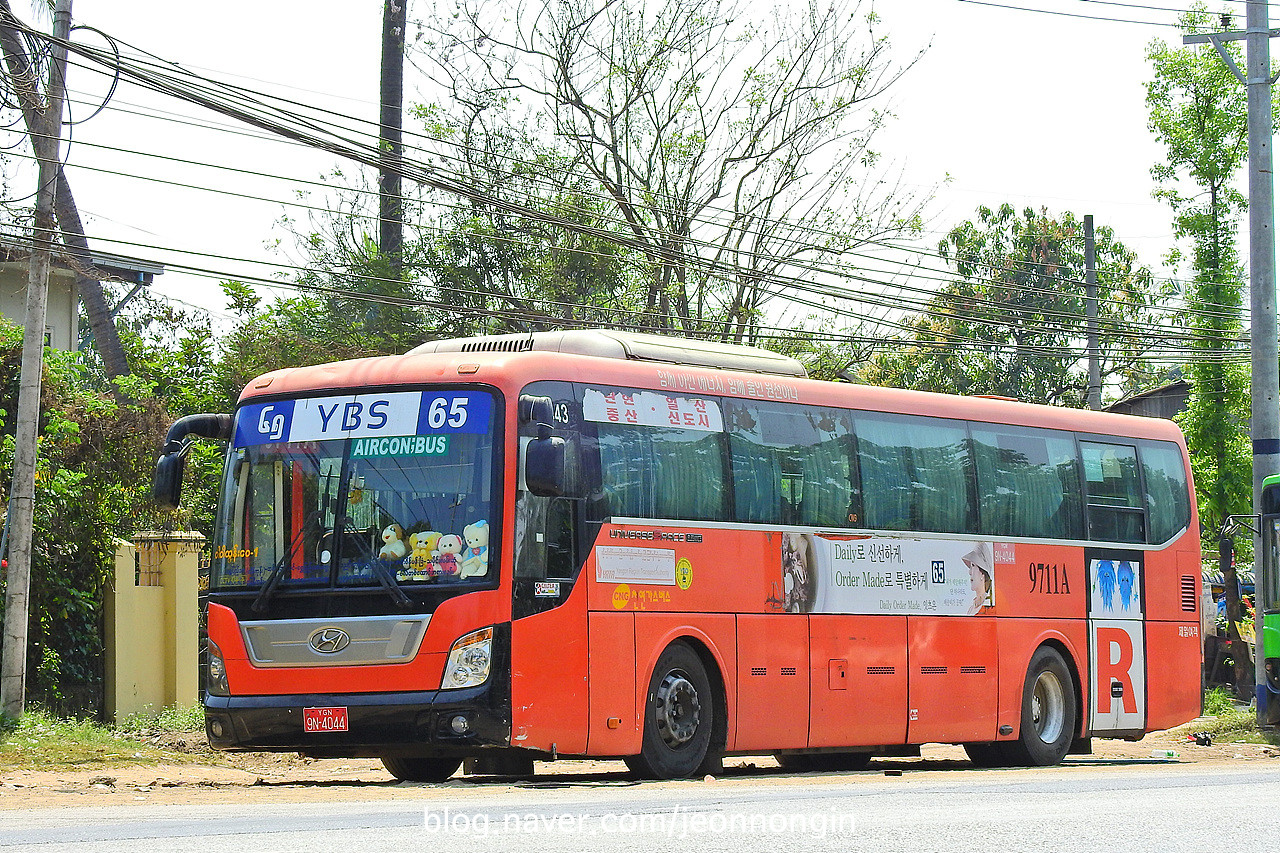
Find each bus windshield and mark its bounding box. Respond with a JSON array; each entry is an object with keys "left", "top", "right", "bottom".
[{"left": 210, "top": 389, "right": 498, "bottom": 593}]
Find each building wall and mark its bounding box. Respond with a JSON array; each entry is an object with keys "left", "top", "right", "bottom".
[
  {"left": 0, "top": 261, "right": 78, "bottom": 350},
  {"left": 1105, "top": 381, "right": 1190, "bottom": 421}
]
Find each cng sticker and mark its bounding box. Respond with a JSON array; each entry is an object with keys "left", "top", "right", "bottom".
[
  {"left": 612, "top": 584, "right": 631, "bottom": 610},
  {"left": 676, "top": 558, "right": 693, "bottom": 590}
]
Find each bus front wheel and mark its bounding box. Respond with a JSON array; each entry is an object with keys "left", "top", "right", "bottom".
[
  {"left": 381, "top": 755, "right": 462, "bottom": 782},
  {"left": 626, "top": 641, "right": 717, "bottom": 780},
  {"left": 1005, "top": 646, "right": 1076, "bottom": 767}
]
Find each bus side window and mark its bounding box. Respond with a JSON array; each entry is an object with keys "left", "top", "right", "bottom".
[
  {"left": 855, "top": 413, "right": 973, "bottom": 534},
  {"left": 971, "top": 425, "right": 1082, "bottom": 540},
  {"left": 1080, "top": 441, "right": 1145, "bottom": 543},
  {"left": 1139, "top": 441, "right": 1191, "bottom": 544},
  {"left": 726, "top": 401, "right": 854, "bottom": 528}
]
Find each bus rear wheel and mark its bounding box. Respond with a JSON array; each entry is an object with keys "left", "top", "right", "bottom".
[
  {"left": 380, "top": 755, "right": 462, "bottom": 782},
  {"left": 626, "top": 641, "right": 717, "bottom": 780},
  {"left": 1003, "top": 646, "right": 1076, "bottom": 767}
]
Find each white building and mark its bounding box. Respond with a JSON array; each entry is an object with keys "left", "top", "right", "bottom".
[{"left": 0, "top": 243, "right": 164, "bottom": 350}]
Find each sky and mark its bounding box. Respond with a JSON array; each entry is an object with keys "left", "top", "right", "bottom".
[{"left": 12, "top": 0, "right": 1233, "bottom": 327}]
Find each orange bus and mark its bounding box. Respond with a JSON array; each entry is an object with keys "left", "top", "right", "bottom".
[{"left": 154, "top": 330, "right": 1203, "bottom": 780}]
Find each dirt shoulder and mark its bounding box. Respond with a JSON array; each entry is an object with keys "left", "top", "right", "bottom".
[{"left": 1, "top": 721, "right": 1275, "bottom": 810}]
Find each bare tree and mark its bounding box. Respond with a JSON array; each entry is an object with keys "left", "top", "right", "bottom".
[{"left": 417, "top": 0, "right": 925, "bottom": 342}]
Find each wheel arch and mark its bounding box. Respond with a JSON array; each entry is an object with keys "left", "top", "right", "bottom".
[
  {"left": 673, "top": 635, "right": 729, "bottom": 757},
  {"left": 636, "top": 622, "right": 734, "bottom": 752}
]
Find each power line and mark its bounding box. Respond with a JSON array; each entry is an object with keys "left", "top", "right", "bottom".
[
  {"left": 2, "top": 13, "right": 1249, "bottom": 367},
  {"left": 43, "top": 33, "right": 1249, "bottom": 324}
]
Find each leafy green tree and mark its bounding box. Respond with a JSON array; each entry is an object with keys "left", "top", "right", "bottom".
[
  {"left": 0, "top": 321, "right": 174, "bottom": 710},
  {"left": 1146, "top": 10, "right": 1255, "bottom": 538},
  {"left": 858, "top": 205, "right": 1159, "bottom": 406},
  {"left": 1147, "top": 8, "right": 1263, "bottom": 696}
]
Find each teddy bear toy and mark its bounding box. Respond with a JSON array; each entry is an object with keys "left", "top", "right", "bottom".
[
  {"left": 401, "top": 530, "right": 440, "bottom": 579},
  {"left": 433, "top": 534, "right": 464, "bottom": 577},
  {"left": 378, "top": 523, "right": 407, "bottom": 561},
  {"left": 460, "top": 520, "right": 489, "bottom": 578}
]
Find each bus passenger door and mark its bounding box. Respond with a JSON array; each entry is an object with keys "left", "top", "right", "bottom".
[
  {"left": 510, "top": 494, "right": 589, "bottom": 754},
  {"left": 809, "top": 615, "right": 907, "bottom": 747}
]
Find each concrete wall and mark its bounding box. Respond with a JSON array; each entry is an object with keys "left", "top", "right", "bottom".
[{"left": 104, "top": 532, "right": 204, "bottom": 722}]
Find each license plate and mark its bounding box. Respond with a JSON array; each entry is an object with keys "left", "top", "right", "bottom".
[{"left": 303, "top": 706, "right": 349, "bottom": 733}]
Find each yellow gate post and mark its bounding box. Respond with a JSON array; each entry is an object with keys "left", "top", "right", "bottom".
[{"left": 104, "top": 531, "right": 204, "bottom": 722}]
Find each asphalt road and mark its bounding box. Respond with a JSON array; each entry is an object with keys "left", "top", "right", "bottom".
[{"left": 0, "top": 760, "right": 1273, "bottom": 852}]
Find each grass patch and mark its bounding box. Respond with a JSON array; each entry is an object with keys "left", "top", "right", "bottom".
[
  {"left": 1185, "top": 689, "right": 1280, "bottom": 746},
  {"left": 117, "top": 705, "right": 205, "bottom": 736},
  {"left": 1202, "top": 687, "right": 1236, "bottom": 716},
  {"left": 0, "top": 706, "right": 212, "bottom": 772}
]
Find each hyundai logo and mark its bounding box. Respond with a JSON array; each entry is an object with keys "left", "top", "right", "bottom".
[{"left": 308, "top": 628, "right": 351, "bottom": 654}]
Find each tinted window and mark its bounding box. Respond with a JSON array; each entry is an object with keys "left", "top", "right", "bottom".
[
  {"left": 725, "top": 401, "right": 855, "bottom": 527},
  {"left": 1081, "top": 441, "right": 1145, "bottom": 543},
  {"left": 587, "top": 388, "right": 729, "bottom": 522},
  {"left": 855, "top": 414, "right": 973, "bottom": 534},
  {"left": 1140, "top": 441, "right": 1191, "bottom": 544},
  {"left": 971, "top": 425, "right": 1083, "bottom": 539}
]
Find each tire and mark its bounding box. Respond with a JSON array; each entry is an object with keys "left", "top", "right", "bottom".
[
  {"left": 775, "top": 752, "right": 872, "bottom": 773},
  {"left": 1003, "top": 646, "right": 1076, "bottom": 767},
  {"left": 381, "top": 755, "right": 462, "bottom": 782},
  {"left": 627, "top": 641, "right": 717, "bottom": 779}
]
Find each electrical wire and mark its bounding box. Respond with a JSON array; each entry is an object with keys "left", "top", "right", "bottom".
[
  {"left": 40, "top": 31, "right": 1254, "bottom": 324},
  {"left": 0, "top": 12, "right": 1249, "bottom": 366}
]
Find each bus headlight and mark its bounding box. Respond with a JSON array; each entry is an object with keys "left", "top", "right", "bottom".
[
  {"left": 441, "top": 628, "right": 492, "bottom": 690},
  {"left": 207, "top": 642, "right": 230, "bottom": 696}
]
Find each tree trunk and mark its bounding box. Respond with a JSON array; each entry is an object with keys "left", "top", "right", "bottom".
[{"left": 54, "top": 172, "right": 130, "bottom": 379}]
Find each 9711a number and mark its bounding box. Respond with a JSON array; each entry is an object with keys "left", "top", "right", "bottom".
[
  {"left": 1029, "top": 562, "right": 1070, "bottom": 594},
  {"left": 426, "top": 396, "right": 468, "bottom": 429}
]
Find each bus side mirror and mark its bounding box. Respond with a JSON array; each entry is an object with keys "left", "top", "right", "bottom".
[
  {"left": 153, "top": 451, "right": 186, "bottom": 510},
  {"left": 525, "top": 426, "right": 568, "bottom": 498},
  {"left": 153, "top": 413, "right": 233, "bottom": 510}
]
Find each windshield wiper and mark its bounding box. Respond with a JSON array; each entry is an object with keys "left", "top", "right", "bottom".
[
  {"left": 367, "top": 556, "right": 413, "bottom": 610},
  {"left": 250, "top": 509, "right": 321, "bottom": 614},
  {"left": 250, "top": 555, "right": 291, "bottom": 614}
]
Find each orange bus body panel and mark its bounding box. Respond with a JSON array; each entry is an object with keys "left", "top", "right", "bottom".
[
  {"left": 734, "top": 615, "right": 810, "bottom": 751},
  {"left": 907, "top": 617, "right": 999, "bottom": 744},
  {"left": 208, "top": 589, "right": 509, "bottom": 696},
  {"left": 1145, "top": 620, "right": 1203, "bottom": 729},
  {"left": 510, "top": 579, "right": 589, "bottom": 754},
  {"left": 586, "top": 611, "right": 639, "bottom": 755},
  {"left": 807, "top": 615, "right": 907, "bottom": 747},
  {"left": 994, "top": 619, "right": 1090, "bottom": 737}
]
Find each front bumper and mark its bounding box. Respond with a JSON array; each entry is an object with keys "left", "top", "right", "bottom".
[{"left": 204, "top": 682, "right": 510, "bottom": 757}]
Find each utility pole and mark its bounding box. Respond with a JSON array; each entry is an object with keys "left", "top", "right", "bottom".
[
  {"left": 1, "top": 0, "right": 71, "bottom": 718},
  {"left": 379, "top": 0, "right": 406, "bottom": 280},
  {"left": 1084, "top": 214, "right": 1101, "bottom": 411},
  {"left": 1186, "top": 0, "right": 1279, "bottom": 717}
]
